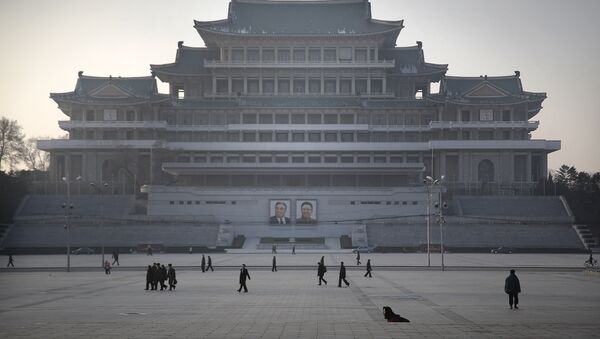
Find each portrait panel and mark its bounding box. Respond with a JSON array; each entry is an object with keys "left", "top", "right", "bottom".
[
  {"left": 295, "top": 200, "right": 318, "bottom": 224},
  {"left": 269, "top": 199, "right": 291, "bottom": 225}
]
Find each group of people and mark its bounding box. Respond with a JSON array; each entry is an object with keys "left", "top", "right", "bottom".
[
  {"left": 145, "top": 262, "right": 177, "bottom": 291},
  {"left": 200, "top": 254, "right": 214, "bottom": 272}
]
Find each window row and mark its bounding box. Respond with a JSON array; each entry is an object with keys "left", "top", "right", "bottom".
[
  {"left": 176, "top": 173, "right": 420, "bottom": 187},
  {"left": 222, "top": 46, "right": 378, "bottom": 63},
  {"left": 215, "top": 77, "right": 385, "bottom": 95},
  {"left": 174, "top": 152, "right": 429, "bottom": 164},
  {"left": 158, "top": 111, "right": 436, "bottom": 126}
]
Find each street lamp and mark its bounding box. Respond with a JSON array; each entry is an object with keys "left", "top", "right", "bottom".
[
  {"left": 424, "top": 175, "right": 446, "bottom": 271},
  {"left": 90, "top": 182, "right": 110, "bottom": 267},
  {"left": 62, "top": 175, "right": 82, "bottom": 272}
]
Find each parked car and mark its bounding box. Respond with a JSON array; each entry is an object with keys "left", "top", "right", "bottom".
[
  {"left": 491, "top": 246, "right": 513, "bottom": 254},
  {"left": 72, "top": 247, "right": 95, "bottom": 255},
  {"left": 352, "top": 246, "right": 376, "bottom": 253}
]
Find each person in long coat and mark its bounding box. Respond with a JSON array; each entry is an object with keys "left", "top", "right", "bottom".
[
  {"left": 167, "top": 264, "right": 177, "bottom": 291},
  {"left": 207, "top": 255, "right": 214, "bottom": 271},
  {"left": 364, "top": 259, "right": 372, "bottom": 278},
  {"left": 145, "top": 265, "right": 152, "bottom": 290},
  {"left": 238, "top": 264, "right": 251, "bottom": 293},
  {"left": 504, "top": 269, "right": 522, "bottom": 309},
  {"left": 151, "top": 263, "right": 159, "bottom": 290},
  {"left": 317, "top": 261, "right": 327, "bottom": 285},
  {"left": 272, "top": 256, "right": 278, "bottom": 272},
  {"left": 160, "top": 264, "right": 168, "bottom": 290},
  {"left": 201, "top": 255, "right": 206, "bottom": 273},
  {"left": 356, "top": 251, "right": 361, "bottom": 265},
  {"left": 338, "top": 262, "right": 349, "bottom": 287}
]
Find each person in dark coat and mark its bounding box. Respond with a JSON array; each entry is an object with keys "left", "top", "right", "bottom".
[
  {"left": 356, "top": 251, "right": 361, "bottom": 265},
  {"left": 151, "top": 263, "right": 159, "bottom": 290},
  {"left": 238, "top": 264, "right": 251, "bottom": 293},
  {"left": 338, "top": 262, "right": 349, "bottom": 287},
  {"left": 167, "top": 264, "right": 177, "bottom": 291},
  {"left": 112, "top": 250, "right": 120, "bottom": 266},
  {"left": 364, "top": 259, "right": 372, "bottom": 277},
  {"left": 201, "top": 255, "right": 206, "bottom": 273},
  {"left": 145, "top": 265, "right": 152, "bottom": 290},
  {"left": 320, "top": 256, "right": 325, "bottom": 266},
  {"left": 104, "top": 260, "right": 111, "bottom": 275},
  {"left": 7, "top": 253, "right": 15, "bottom": 268},
  {"left": 159, "top": 264, "right": 168, "bottom": 290},
  {"left": 207, "top": 255, "right": 214, "bottom": 271},
  {"left": 504, "top": 269, "right": 521, "bottom": 309},
  {"left": 272, "top": 256, "right": 278, "bottom": 272},
  {"left": 317, "top": 261, "right": 327, "bottom": 285}
]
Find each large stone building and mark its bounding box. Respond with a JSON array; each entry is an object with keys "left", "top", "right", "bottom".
[{"left": 39, "top": 0, "right": 559, "bottom": 226}]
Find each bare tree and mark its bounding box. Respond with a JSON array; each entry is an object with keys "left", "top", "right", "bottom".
[
  {"left": 20, "top": 138, "right": 50, "bottom": 171},
  {"left": 0, "top": 117, "right": 25, "bottom": 171}
]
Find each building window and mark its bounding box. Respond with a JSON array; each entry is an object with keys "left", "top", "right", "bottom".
[
  {"left": 479, "top": 109, "right": 494, "bottom": 121},
  {"left": 262, "top": 49, "right": 275, "bottom": 62},
  {"left": 293, "top": 79, "right": 305, "bottom": 94},
  {"left": 263, "top": 79, "right": 274, "bottom": 94},
  {"left": 247, "top": 79, "right": 259, "bottom": 94},
  {"left": 216, "top": 79, "right": 228, "bottom": 94},
  {"left": 324, "top": 49, "right": 336, "bottom": 62},
  {"left": 291, "top": 155, "right": 305, "bottom": 163},
  {"left": 278, "top": 48, "right": 290, "bottom": 62},
  {"left": 461, "top": 110, "right": 470, "bottom": 122},
  {"left": 324, "top": 132, "right": 337, "bottom": 142},
  {"left": 309, "top": 79, "right": 320, "bottom": 94},
  {"left": 324, "top": 79, "right": 336, "bottom": 94},
  {"left": 247, "top": 49, "right": 259, "bottom": 62},
  {"left": 307, "top": 114, "right": 321, "bottom": 124},
  {"left": 371, "top": 79, "right": 383, "bottom": 94},
  {"left": 278, "top": 79, "right": 290, "bottom": 94},
  {"left": 275, "top": 156, "right": 288, "bottom": 163},
  {"left": 340, "top": 114, "right": 354, "bottom": 124},
  {"left": 340, "top": 79, "right": 352, "bottom": 94},
  {"left": 355, "top": 48, "right": 367, "bottom": 62},
  {"left": 341, "top": 156, "right": 353, "bottom": 163},
  {"left": 502, "top": 131, "right": 511, "bottom": 140},
  {"left": 259, "top": 114, "right": 273, "bottom": 124},
  {"left": 308, "top": 48, "right": 321, "bottom": 62},
  {"left": 242, "top": 132, "right": 256, "bottom": 142},
  {"left": 291, "top": 114, "right": 305, "bottom": 124},
  {"left": 339, "top": 47, "right": 352, "bottom": 61},
  {"left": 242, "top": 114, "right": 257, "bottom": 124},
  {"left": 259, "top": 155, "right": 272, "bottom": 163},
  {"left": 324, "top": 114, "right": 338, "bottom": 124},
  {"left": 293, "top": 48, "right": 305, "bottom": 62},
  {"left": 355, "top": 79, "right": 367, "bottom": 95},
  {"left": 502, "top": 110, "right": 511, "bottom": 121},
  {"left": 275, "top": 114, "right": 289, "bottom": 124},
  {"left": 292, "top": 132, "right": 305, "bottom": 142},
  {"left": 308, "top": 132, "right": 321, "bottom": 142},
  {"left": 275, "top": 132, "right": 288, "bottom": 142},
  {"left": 341, "top": 132, "right": 354, "bottom": 142},
  {"left": 258, "top": 132, "right": 272, "bottom": 142}
]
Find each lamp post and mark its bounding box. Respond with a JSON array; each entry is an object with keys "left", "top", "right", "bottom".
[
  {"left": 62, "top": 175, "right": 82, "bottom": 272},
  {"left": 424, "top": 175, "right": 445, "bottom": 271},
  {"left": 90, "top": 182, "right": 110, "bottom": 267}
]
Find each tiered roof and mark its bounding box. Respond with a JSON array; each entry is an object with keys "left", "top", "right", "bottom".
[
  {"left": 51, "top": 74, "right": 168, "bottom": 106},
  {"left": 150, "top": 46, "right": 217, "bottom": 79},
  {"left": 429, "top": 73, "right": 546, "bottom": 117},
  {"left": 194, "top": 0, "right": 403, "bottom": 46},
  {"left": 380, "top": 44, "right": 447, "bottom": 80}
]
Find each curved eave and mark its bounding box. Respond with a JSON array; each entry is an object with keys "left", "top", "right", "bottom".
[
  {"left": 194, "top": 23, "right": 402, "bottom": 38},
  {"left": 51, "top": 96, "right": 170, "bottom": 106},
  {"left": 151, "top": 69, "right": 211, "bottom": 78}
]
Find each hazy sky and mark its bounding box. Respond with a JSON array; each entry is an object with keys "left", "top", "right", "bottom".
[{"left": 0, "top": 0, "right": 599, "bottom": 172}]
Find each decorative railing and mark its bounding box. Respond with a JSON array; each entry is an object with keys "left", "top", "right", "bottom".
[
  {"left": 204, "top": 59, "right": 395, "bottom": 68},
  {"left": 429, "top": 120, "right": 539, "bottom": 129}
]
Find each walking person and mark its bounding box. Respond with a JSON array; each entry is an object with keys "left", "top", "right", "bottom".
[
  {"left": 201, "top": 254, "right": 206, "bottom": 273},
  {"left": 167, "top": 264, "right": 177, "bottom": 291},
  {"left": 505, "top": 269, "right": 521, "bottom": 309},
  {"left": 272, "top": 256, "right": 278, "bottom": 272},
  {"left": 151, "top": 263, "right": 159, "bottom": 290},
  {"left": 7, "top": 253, "right": 15, "bottom": 268},
  {"left": 104, "top": 260, "right": 111, "bottom": 275},
  {"left": 159, "top": 264, "right": 168, "bottom": 291},
  {"left": 338, "top": 262, "right": 349, "bottom": 287},
  {"left": 237, "top": 264, "right": 251, "bottom": 293},
  {"left": 364, "top": 259, "right": 372, "bottom": 278},
  {"left": 356, "top": 251, "right": 361, "bottom": 265},
  {"left": 207, "top": 255, "right": 214, "bottom": 271},
  {"left": 145, "top": 265, "right": 152, "bottom": 290},
  {"left": 317, "top": 261, "right": 327, "bottom": 285},
  {"left": 292, "top": 245, "right": 296, "bottom": 255},
  {"left": 112, "top": 250, "right": 120, "bottom": 266},
  {"left": 320, "top": 255, "right": 325, "bottom": 266}
]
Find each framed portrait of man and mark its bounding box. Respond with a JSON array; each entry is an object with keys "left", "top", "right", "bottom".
[
  {"left": 269, "top": 200, "right": 291, "bottom": 225},
  {"left": 295, "top": 200, "right": 317, "bottom": 224}
]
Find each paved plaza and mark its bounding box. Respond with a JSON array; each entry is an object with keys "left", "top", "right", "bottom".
[{"left": 1, "top": 253, "right": 599, "bottom": 338}]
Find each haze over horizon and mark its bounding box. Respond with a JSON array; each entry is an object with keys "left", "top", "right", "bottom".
[{"left": 0, "top": 0, "right": 598, "bottom": 172}]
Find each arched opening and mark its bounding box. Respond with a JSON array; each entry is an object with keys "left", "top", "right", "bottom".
[{"left": 478, "top": 159, "right": 495, "bottom": 183}]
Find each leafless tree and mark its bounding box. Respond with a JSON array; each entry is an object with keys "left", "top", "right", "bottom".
[
  {"left": 20, "top": 137, "right": 50, "bottom": 171},
  {"left": 0, "top": 117, "right": 25, "bottom": 171}
]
